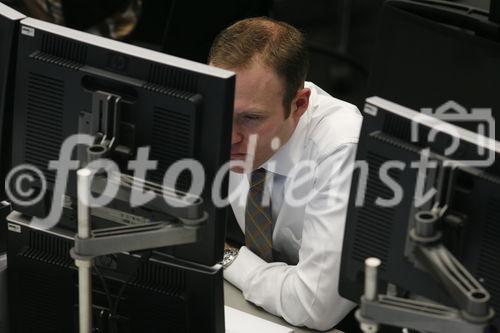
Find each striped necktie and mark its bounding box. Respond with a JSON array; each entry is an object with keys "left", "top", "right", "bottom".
[{"left": 245, "top": 168, "right": 274, "bottom": 262}]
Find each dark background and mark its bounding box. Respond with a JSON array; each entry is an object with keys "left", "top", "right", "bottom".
[
  {"left": 124, "top": 0, "right": 491, "bottom": 108},
  {"left": 5, "top": 0, "right": 492, "bottom": 110}
]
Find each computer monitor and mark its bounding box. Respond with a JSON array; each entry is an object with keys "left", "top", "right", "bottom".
[
  {"left": 9, "top": 17, "right": 235, "bottom": 266},
  {"left": 367, "top": 0, "right": 500, "bottom": 137},
  {"left": 6, "top": 214, "right": 224, "bottom": 333},
  {"left": 0, "top": 3, "right": 25, "bottom": 201},
  {"left": 339, "top": 97, "right": 500, "bottom": 329},
  {"left": 6, "top": 16, "right": 234, "bottom": 333},
  {"left": 0, "top": 201, "right": 10, "bottom": 254}
]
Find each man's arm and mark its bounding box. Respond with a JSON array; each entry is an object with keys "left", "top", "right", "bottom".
[{"left": 224, "top": 143, "right": 357, "bottom": 331}]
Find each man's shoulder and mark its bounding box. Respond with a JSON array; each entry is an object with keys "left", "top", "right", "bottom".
[{"left": 305, "top": 82, "right": 363, "bottom": 159}]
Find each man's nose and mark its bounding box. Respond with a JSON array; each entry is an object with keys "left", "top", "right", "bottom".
[{"left": 231, "top": 126, "right": 243, "bottom": 145}]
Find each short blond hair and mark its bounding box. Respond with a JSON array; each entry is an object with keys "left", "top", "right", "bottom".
[{"left": 208, "top": 17, "right": 309, "bottom": 117}]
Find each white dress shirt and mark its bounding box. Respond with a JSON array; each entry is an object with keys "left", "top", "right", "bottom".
[{"left": 224, "top": 82, "right": 363, "bottom": 331}]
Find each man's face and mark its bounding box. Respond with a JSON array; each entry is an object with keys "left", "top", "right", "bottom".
[{"left": 227, "top": 61, "right": 297, "bottom": 173}]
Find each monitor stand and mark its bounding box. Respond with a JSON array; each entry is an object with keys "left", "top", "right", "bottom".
[
  {"left": 355, "top": 210, "right": 495, "bottom": 333},
  {"left": 71, "top": 168, "right": 208, "bottom": 333}
]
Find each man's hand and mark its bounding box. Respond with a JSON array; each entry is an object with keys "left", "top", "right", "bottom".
[{"left": 225, "top": 242, "right": 238, "bottom": 250}]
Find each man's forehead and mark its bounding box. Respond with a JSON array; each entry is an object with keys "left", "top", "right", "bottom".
[
  {"left": 235, "top": 66, "right": 279, "bottom": 88},
  {"left": 229, "top": 61, "right": 286, "bottom": 116}
]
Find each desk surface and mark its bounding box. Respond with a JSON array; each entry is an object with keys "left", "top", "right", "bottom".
[{"left": 224, "top": 281, "right": 343, "bottom": 333}]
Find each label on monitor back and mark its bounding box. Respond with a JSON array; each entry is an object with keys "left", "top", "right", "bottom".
[
  {"left": 364, "top": 104, "right": 378, "bottom": 117},
  {"left": 21, "top": 26, "right": 35, "bottom": 37},
  {"left": 7, "top": 223, "right": 21, "bottom": 233}
]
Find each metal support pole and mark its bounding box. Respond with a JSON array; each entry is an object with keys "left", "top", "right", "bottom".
[
  {"left": 364, "top": 257, "right": 381, "bottom": 302},
  {"left": 75, "top": 168, "right": 93, "bottom": 333},
  {"left": 359, "top": 257, "right": 381, "bottom": 333}
]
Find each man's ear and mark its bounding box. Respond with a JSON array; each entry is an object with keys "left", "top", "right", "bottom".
[{"left": 291, "top": 87, "right": 311, "bottom": 123}]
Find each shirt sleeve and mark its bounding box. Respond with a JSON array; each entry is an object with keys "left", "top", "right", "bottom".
[{"left": 224, "top": 143, "right": 358, "bottom": 331}]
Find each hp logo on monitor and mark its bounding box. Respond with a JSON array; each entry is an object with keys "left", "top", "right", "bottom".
[{"left": 106, "top": 52, "right": 129, "bottom": 72}]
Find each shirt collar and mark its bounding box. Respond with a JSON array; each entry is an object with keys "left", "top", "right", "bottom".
[{"left": 259, "top": 82, "right": 316, "bottom": 177}]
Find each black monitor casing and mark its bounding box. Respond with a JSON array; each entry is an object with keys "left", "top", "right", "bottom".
[
  {"left": 0, "top": 4, "right": 25, "bottom": 201},
  {"left": 7, "top": 219, "right": 224, "bottom": 332},
  {"left": 10, "top": 18, "right": 235, "bottom": 266},
  {"left": 339, "top": 97, "right": 500, "bottom": 329}
]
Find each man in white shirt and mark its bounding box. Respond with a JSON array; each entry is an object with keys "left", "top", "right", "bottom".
[{"left": 209, "top": 17, "right": 362, "bottom": 331}]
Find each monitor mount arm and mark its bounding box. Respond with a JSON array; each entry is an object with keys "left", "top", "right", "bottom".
[
  {"left": 83, "top": 90, "right": 133, "bottom": 164},
  {"left": 70, "top": 168, "right": 208, "bottom": 333},
  {"left": 355, "top": 211, "right": 494, "bottom": 333}
]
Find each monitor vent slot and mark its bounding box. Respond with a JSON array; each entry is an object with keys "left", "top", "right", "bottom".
[
  {"left": 142, "top": 82, "right": 197, "bottom": 101},
  {"left": 133, "top": 260, "right": 186, "bottom": 295},
  {"left": 371, "top": 132, "right": 421, "bottom": 154},
  {"left": 477, "top": 196, "right": 500, "bottom": 315},
  {"left": 382, "top": 112, "right": 412, "bottom": 142},
  {"left": 351, "top": 152, "right": 402, "bottom": 271},
  {"left": 147, "top": 63, "right": 198, "bottom": 93},
  {"left": 25, "top": 72, "right": 64, "bottom": 184},
  {"left": 41, "top": 32, "right": 88, "bottom": 64},
  {"left": 20, "top": 229, "right": 73, "bottom": 267},
  {"left": 149, "top": 106, "right": 195, "bottom": 192},
  {"left": 32, "top": 51, "right": 84, "bottom": 70}
]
